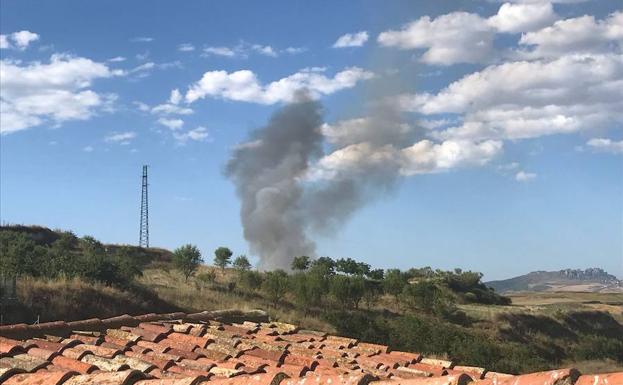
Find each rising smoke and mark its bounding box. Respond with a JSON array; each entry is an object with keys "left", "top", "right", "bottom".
[
  {"left": 226, "top": 82, "right": 416, "bottom": 269},
  {"left": 225, "top": 92, "right": 324, "bottom": 269}
]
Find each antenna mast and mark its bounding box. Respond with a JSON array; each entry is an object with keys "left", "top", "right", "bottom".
[{"left": 139, "top": 165, "right": 149, "bottom": 247}]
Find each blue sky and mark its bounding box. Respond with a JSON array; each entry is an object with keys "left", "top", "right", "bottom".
[{"left": 1, "top": 0, "right": 621, "bottom": 279}]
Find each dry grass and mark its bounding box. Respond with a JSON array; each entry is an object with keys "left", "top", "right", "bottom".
[
  {"left": 568, "top": 359, "right": 623, "bottom": 374},
  {"left": 11, "top": 275, "right": 178, "bottom": 324},
  {"left": 138, "top": 267, "right": 335, "bottom": 333}
]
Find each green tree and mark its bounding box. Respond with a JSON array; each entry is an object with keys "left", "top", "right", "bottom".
[
  {"left": 384, "top": 269, "right": 408, "bottom": 300},
  {"left": 291, "top": 255, "right": 311, "bottom": 271},
  {"left": 233, "top": 255, "right": 252, "bottom": 270},
  {"left": 0, "top": 231, "right": 44, "bottom": 277},
  {"left": 46, "top": 232, "right": 80, "bottom": 277},
  {"left": 173, "top": 244, "right": 202, "bottom": 281},
  {"left": 262, "top": 269, "right": 289, "bottom": 306},
  {"left": 213, "top": 247, "right": 233, "bottom": 270},
  {"left": 330, "top": 275, "right": 366, "bottom": 309},
  {"left": 362, "top": 279, "right": 382, "bottom": 309},
  {"left": 366, "top": 268, "right": 385, "bottom": 280}
]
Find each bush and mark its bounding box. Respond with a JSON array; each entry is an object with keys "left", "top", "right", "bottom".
[
  {"left": 196, "top": 270, "right": 217, "bottom": 284},
  {"left": 262, "top": 270, "right": 289, "bottom": 306},
  {"left": 239, "top": 270, "right": 263, "bottom": 291}
]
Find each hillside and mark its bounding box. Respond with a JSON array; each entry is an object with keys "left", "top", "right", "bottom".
[
  {"left": 486, "top": 268, "right": 623, "bottom": 294},
  {"left": 2, "top": 226, "right": 623, "bottom": 374}
]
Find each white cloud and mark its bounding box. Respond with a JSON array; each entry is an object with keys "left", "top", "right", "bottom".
[
  {"left": 1, "top": 54, "right": 122, "bottom": 134},
  {"left": 11, "top": 31, "right": 40, "bottom": 49},
  {"left": 0, "top": 35, "right": 9, "bottom": 49},
  {"left": 202, "top": 42, "right": 303, "bottom": 59},
  {"left": 518, "top": 12, "right": 623, "bottom": 59},
  {"left": 310, "top": 138, "right": 502, "bottom": 179},
  {"left": 108, "top": 56, "right": 126, "bottom": 62},
  {"left": 130, "top": 37, "right": 153, "bottom": 43},
  {"left": 104, "top": 131, "right": 136, "bottom": 145},
  {"left": 284, "top": 47, "right": 306, "bottom": 54},
  {"left": 515, "top": 170, "right": 537, "bottom": 182},
  {"left": 488, "top": 2, "right": 557, "bottom": 33},
  {"left": 401, "top": 53, "right": 623, "bottom": 141},
  {"left": 173, "top": 126, "right": 212, "bottom": 143},
  {"left": 185, "top": 67, "right": 373, "bottom": 105},
  {"left": 131, "top": 62, "right": 155, "bottom": 73},
  {"left": 1, "top": 31, "right": 40, "bottom": 50},
  {"left": 586, "top": 138, "right": 623, "bottom": 154},
  {"left": 333, "top": 31, "right": 369, "bottom": 48},
  {"left": 83, "top": 145, "right": 94, "bottom": 152},
  {"left": 169, "top": 89, "right": 182, "bottom": 105},
  {"left": 203, "top": 46, "right": 237, "bottom": 57},
  {"left": 378, "top": 12, "right": 494, "bottom": 65},
  {"left": 178, "top": 43, "right": 195, "bottom": 52},
  {"left": 401, "top": 139, "right": 503, "bottom": 175},
  {"left": 158, "top": 117, "right": 184, "bottom": 130},
  {"left": 251, "top": 44, "right": 277, "bottom": 57}
]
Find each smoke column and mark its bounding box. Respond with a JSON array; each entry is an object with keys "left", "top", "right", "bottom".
[{"left": 225, "top": 93, "right": 324, "bottom": 269}]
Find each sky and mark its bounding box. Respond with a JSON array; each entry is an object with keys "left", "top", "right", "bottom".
[{"left": 1, "top": 0, "right": 622, "bottom": 280}]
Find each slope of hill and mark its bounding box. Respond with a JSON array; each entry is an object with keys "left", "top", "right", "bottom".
[{"left": 487, "top": 268, "right": 623, "bottom": 293}]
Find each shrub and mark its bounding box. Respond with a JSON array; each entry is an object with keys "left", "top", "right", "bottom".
[
  {"left": 196, "top": 270, "right": 217, "bottom": 284},
  {"left": 239, "top": 270, "right": 263, "bottom": 291},
  {"left": 262, "top": 270, "right": 289, "bottom": 306},
  {"left": 330, "top": 275, "right": 366, "bottom": 309}
]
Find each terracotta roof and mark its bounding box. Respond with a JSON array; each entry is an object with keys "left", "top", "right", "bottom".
[{"left": 0, "top": 310, "right": 620, "bottom": 385}]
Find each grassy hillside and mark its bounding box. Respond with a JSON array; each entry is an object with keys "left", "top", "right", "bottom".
[{"left": 2, "top": 226, "right": 623, "bottom": 374}]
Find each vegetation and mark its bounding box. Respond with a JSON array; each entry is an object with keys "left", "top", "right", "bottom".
[
  {"left": 233, "top": 255, "right": 252, "bottom": 270},
  {"left": 213, "top": 246, "right": 233, "bottom": 270},
  {"left": 172, "top": 244, "right": 202, "bottom": 281},
  {"left": 2, "top": 225, "right": 622, "bottom": 375}
]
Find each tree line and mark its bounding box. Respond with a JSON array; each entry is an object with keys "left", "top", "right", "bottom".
[{"left": 171, "top": 244, "right": 510, "bottom": 322}]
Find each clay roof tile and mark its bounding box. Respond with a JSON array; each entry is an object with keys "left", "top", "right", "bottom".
[
  {"left": 62, "top": 369, "right": 146, "bottom": 385},
  {"left": 2, "top": 370, "right": 76, "bottom": 385}
]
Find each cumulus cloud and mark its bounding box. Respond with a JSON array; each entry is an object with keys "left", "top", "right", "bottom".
[
  {"left": 586, "top": 138, "right": 623, "bottom": 154},
  {"left": 108, "top": 56, "right": 126, "bottom": 62},
  {"left": 401, "top": 53, "right": 623, "bottom": 141},
  {"left": 488, "top": 2, "right": 557, "bottom": 33},
  {"left": 378, "top": 12, "right": 494, "bottom": 65},
  {"left": 1, "top": 54, "right": 122, "bottom": 134},
  {"left": 185, "top": 67, "right": 373, "bottom": 105},
  {"left": 515, "top": 170, "right": 537, "bottom": 182},
  {"left": 333, "top": 31, "right": 369, "bottom": 48},
  {"left": 104, "top": 131, "right": 136, "bottom": 145},
  {"left": 0, "top": 30, "right": 40, "bottom": 50},
  {"left": 518, "top": 11, "right": 623, "bottom": 59},
  {"left": 0, "top": 35, "right": 9, "bottom": 49}
]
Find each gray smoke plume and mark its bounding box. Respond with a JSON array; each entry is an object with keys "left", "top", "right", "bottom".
[
  {"left": 226, "top": 93, "right": 324, "bottom": 269},
  {"left": 227, "top": 55, "right": 417, "bottom": 269}
]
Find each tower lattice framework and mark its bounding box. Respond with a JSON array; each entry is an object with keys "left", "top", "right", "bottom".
[{"left": 139, "top": 165, "right": 149, "bottom": 247}]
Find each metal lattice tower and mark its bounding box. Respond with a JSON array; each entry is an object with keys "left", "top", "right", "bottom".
[{"left": 139, "top": 165, "right": 149, "bottom": 247}]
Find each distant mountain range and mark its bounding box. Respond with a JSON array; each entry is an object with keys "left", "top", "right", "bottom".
[{"left": 486, "top": 268, "right": 623, "bottom": 293}]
